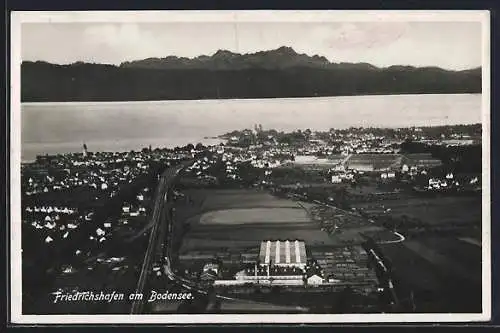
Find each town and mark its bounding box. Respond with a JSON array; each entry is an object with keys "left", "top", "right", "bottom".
[{"left": 21, "top": 123, "right": 482, "bottom": 314}]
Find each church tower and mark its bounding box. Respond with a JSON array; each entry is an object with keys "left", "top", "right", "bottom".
[{"left": 83, "top": 143, "right": 88, "bottom": 158}]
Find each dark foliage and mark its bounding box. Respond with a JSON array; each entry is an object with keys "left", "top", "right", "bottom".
[{"left": 22, "top": 49, "right": 481, "bottom": 102}]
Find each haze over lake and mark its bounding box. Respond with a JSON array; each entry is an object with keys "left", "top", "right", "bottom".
[{"left": 21, "top": 94, "right": 481, "bottom": 162}]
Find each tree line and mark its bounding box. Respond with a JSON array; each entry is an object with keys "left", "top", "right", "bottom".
[{"left": 22, "top": 61, "right": 481, "bottom": 102}]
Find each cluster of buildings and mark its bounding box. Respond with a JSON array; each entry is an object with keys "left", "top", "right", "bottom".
[
  {"left": 423, "top": 173, "right": 480, "bottom": 192},
  {"left": 311, "top": 246, "right": 379, "bottom": 295},
  {"left": 21, "top": 145, "right": 192, "bottom": 275},
  {"left": 217, "top": 124, "right": 478, "bottom": 175},
  {"left": 202, "top": 240, "right": 314, "bottom": 287},
  {"left": 194, "top": 240, "right": 379, "bottom": 293},
  {"left": 22, "top": 146, "right": 190, "bottom": 199},
  {"left": 177, "top": 125, "right": 478, "bottom": 194},
  {"left": 182, "top": 241, "right": 382, "bottom": 300},
  {"left": 333, "top": 134, "right": 401, "bottom": 155}
]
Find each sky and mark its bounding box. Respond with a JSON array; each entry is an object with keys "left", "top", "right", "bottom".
[{"left": 21, "top": 21, "right": 483, "bottom": 70}]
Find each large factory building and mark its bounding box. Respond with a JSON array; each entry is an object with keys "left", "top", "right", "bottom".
[
  {"left": 259, "top": 240, "right": 307, "bottom": 270},
  {"left": 213, "top": 240, "right": 315, "bottom": 286}
]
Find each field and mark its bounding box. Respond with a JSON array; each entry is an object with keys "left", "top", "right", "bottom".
[
  {"left": 177, "top": 189, "right": 336, "bottom": 255},
  {"left": 349, "top": 187, "right": 483, "bottom": 312},
  {"left": 380, "top": 236, "right": 482, "bottom": 312},
  {"left": 177, "top": 187, "right": 405, "bottom": 256},
  {"left": 176, "top": 187, "right": 408, "bottom": 256},
  {"left": 198, "top": 208, "right": 311, "bottom": 225},
  {"left": 346, "top": 154, "right": 402, "bottom": 170},
  {"left": 348, "top": 154, "right": 401, "bottom": 161},
  {"left": 353, "top": 196, "right": 482, "bottom": 226},
  {"left": 199, "top": 189, "right": 299, "bottom": 211}
]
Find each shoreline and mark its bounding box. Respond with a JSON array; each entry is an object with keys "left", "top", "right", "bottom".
[{"left": 20, "top": 92, "right": 481, "bottom": 106}]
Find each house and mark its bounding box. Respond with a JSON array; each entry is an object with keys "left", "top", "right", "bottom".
[
  {"left": 203, "top": 262, "right": 220, "bottom": 275},
  {"left": 200, "top": 269, "right": 218, "bottom": 282},
  {"left": 307, "top": 274, "right": 324, "bottom": 285},
  {"left": 429, "top": 179, "right": 440, "bottom": 187},
  {"left": 331, "top": 175, "right": 342, "bottom": 183}
]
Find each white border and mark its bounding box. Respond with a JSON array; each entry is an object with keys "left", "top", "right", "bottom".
[{"left": 10, "top": 10, "right": 491, "bottom": 324}]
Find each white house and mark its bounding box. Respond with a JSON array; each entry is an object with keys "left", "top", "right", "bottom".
[
  {"left": 203, "top": 263, "right": 220, "bottom": 275},
  {"left": 307, "top": 274, "right": 324, "bottom": 285},
  {"left": 429, "top": 179, "right": 440, "bottom": 186},
  {"left": 331, "top": 175, "right": 342, "bottom": 183}
]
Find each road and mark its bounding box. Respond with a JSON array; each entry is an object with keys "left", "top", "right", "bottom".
[{"left": 379, "top": 231, "right": 406, "bottom": 244}]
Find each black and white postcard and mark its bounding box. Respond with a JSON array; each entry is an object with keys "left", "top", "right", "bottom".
[{"left": 9, "top": 10, "right": 491, "bottom": 324}]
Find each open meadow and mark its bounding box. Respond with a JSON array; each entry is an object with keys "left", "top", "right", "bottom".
[
  {"left": 177, "top": 189, "right": 336, "bottom": 255},
  {"left": 379, "top": 235, "right": 482, "bottom": 312},
  {"left": 353, "top": 196, "right": 481, "bottom": 226}
]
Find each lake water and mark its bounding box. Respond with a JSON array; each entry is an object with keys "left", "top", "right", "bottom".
[{"left": 21, "top": 94, "right": 482, "bottom": 162}]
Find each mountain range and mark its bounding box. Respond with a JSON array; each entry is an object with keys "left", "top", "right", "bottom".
[{"left": 21, "top": 46, "right": 481, "bottom": 102}]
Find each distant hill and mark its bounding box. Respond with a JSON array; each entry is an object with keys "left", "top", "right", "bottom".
[{"left": 21, "top": 46, "right": 481, "bottom": 102}]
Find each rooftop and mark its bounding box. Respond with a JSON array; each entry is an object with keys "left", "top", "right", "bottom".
[{"left": 259, "top": 240, "right": 307, "bottom": 266}]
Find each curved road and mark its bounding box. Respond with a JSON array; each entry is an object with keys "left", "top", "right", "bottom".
[{"left": 379, "top": 231, "right": 405, "bottom": 244}]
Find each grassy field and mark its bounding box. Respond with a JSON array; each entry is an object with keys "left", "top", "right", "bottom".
[
  {"left": 418, "top": 237, "right": 482, "bottom": 276},
  {"left": 199, "top": 189, "right": 299, "bottom": 211},
  {"left": 380, "top": 235, "right": 482, "bottom": 313},
  {"left": 354, "top": 196, "right": 481, "bottom": 226},
  {"left": 177, "top": 189, "right": 338, "bottom": 255},
  {"left": 351, "top": 189, "right": 484, "bottom": 312},
  {"left": 181, "top": 225, "right": 334, "bottom": 252},
  {"left": 198, "top": 208, "right": 311, "bottom": 225},
  {"left": 179, "top": 238, "right": 260, "bottom": 251}
]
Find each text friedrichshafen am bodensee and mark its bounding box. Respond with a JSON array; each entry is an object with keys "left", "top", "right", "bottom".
[{"left": 52, "top": 290, "right": 193, "bottom": 303}]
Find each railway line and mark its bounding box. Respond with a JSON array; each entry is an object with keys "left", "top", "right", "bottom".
[
  {"left": 130, "top": 162, "right": 188, "bottom": 314},
  {"left": 131, "top": 161, "right": 240, "bottom": 314}
]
